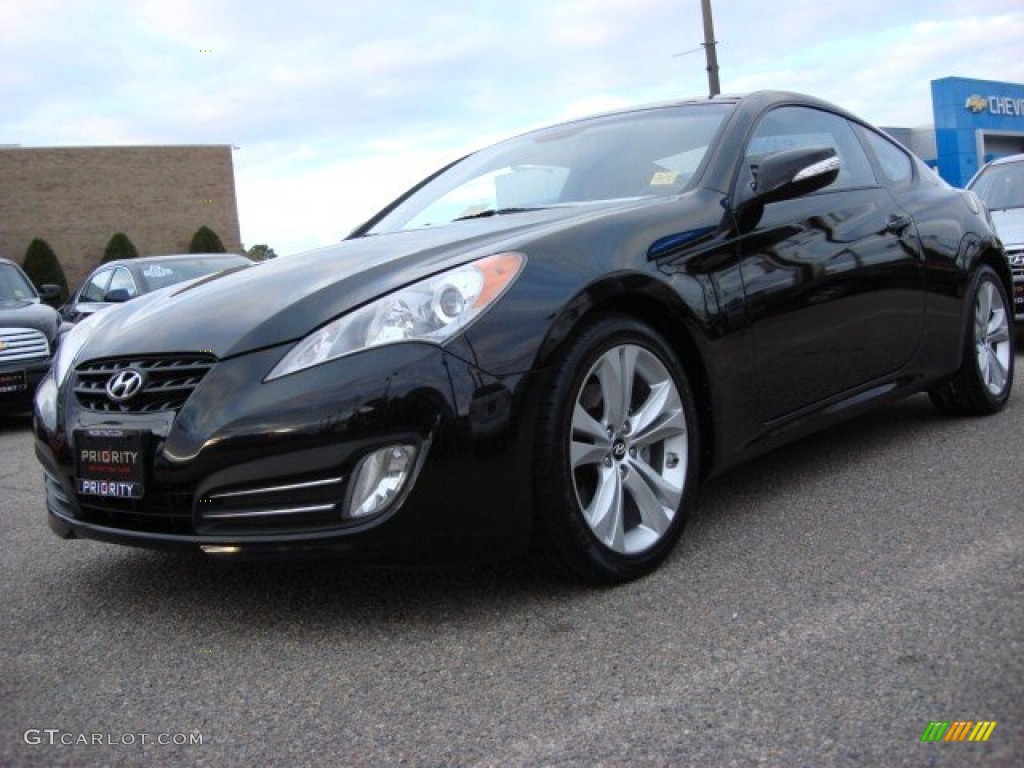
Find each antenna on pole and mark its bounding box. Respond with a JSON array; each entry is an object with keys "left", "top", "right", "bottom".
[{"left": 700, "top": 0, "right": 721, "bottom": 97}]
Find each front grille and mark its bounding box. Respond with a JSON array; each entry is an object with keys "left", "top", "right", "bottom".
[
  {"left": 73, "top": 354, "right": 216, "bottom": 413},
  {"left": 0, "top": 327, "right": 49, "bottom": 363},
  {"left": 1007, "top": 248, "right": 1024, "bottom": 279},
  {"left": 75, "top": 488, "right": 195, "bottom": 535}
]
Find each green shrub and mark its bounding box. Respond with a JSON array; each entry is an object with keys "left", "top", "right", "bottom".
[
  {"left": 246, "top": 244, "right": 278, "bottom": 261},
  {"left": 189, "top": 225, "right": 226, "bottom": 253},
  {"left": 102, "top": 232, "right": 139, "bottom": 263},
  {"left": 22, "top": 238, "right": 69, "bottom": 304}
]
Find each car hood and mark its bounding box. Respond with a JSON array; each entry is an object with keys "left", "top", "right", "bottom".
[
  {"left": 990, "top": 208, "right": 1024, "bottom": 247},
  {"left": 0, "top": 300, "right": 60, "bottom": 340},
  {"left": 74, "top": 201, "right": 651, "bottom": 363}
]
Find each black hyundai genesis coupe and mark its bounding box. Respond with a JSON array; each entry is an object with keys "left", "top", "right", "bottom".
[{"left": 34, "top": 91, "right": 1014, "bottom": 582}]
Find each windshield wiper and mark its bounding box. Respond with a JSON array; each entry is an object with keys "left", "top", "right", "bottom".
[{"left": 451, "top": 207, "right": 541, "bottom": 222}]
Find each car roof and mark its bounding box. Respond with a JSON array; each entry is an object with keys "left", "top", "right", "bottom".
[
  {"left": 984, "top": 153, "right": 1024, "bottom": 167},
  {"left": 519, "top": 90, "right": 852, "bottom": 130},
  {"left": 578, "top": 93, "right": 742, "bottom": 119},
  {"left": 99, "top": 253, "right": 250, "bottom": 269},
  {"left": 460, "top": 94, "right": 743, "bottom": 155},
  {"left": 0, "top": 257, "right": 33, "bottom": 276}
]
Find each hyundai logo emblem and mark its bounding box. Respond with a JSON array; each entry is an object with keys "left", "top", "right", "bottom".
[{"left": 106, "top": 369, "right": 145, "bottom": 402}]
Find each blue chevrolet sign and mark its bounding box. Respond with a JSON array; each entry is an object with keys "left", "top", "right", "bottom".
[{"left": 932, "top": 76, "right": 1024, "bottom": 185}]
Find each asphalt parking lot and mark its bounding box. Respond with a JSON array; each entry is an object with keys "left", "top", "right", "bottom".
[{"left": 2, "top": 354, "right": 1022, "bottom": 767}]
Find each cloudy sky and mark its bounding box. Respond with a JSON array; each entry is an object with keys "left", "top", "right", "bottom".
[{"left": 4, "top": 0, "right": 1024, "bottom": 255}]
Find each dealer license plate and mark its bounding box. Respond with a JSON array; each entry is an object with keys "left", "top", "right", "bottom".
[
  {"left": 0, "top": 370, "right": 26, "bottom": 393},
  {"left": 75, "top": 429, "right": 146, "bottom": 499}
]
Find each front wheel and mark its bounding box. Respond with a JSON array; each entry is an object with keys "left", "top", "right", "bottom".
[
  {"left": 929, "top": 265, "right": 1015, "bottom": 416},
  {"left": 532, "top": 315, "right": 700, "bottom": 583}
]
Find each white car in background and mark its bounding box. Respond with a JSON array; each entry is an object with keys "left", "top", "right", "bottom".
[
  {"left": 967, "top": 153, "right": 1024, "bottom": 323},
  {"left": 59, "top": 253, "right": 253, "bottom": 324}
]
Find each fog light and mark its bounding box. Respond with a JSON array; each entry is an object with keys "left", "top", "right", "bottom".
[{"left": 348, "top": 444, "right": 417, "bottom": 518}]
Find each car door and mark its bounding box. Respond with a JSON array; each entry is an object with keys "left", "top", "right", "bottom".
[{"left": 733, "top": 106, "right": 925, "bottom": 421}]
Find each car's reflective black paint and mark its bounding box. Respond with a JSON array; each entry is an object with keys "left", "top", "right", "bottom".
[{"left": 34, "top": 91, "right": 1013, "bottom": 581}]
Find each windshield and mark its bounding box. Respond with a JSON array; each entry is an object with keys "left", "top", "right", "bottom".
[
  {"left": 364, "top": 103, "right": 733, "bottom": 235},
  {"left": 970, "top": 160, "right": 1024, "bottom": 210},
  {"left": 135, "top": 257, "right": 251, "bottom": 292},
  {"left": 0, "top": 263, "right": 38, "bottom": 302}
]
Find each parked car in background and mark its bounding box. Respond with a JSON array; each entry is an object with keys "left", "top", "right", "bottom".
[
  {"left": 0, "top": 257, "right": 62, "bottom": 408},
  {"left": 35, "top": 91, "right": 1014, "bottom": 583},
  {"left": 967, "top": 153, "right": 1024, "bottom": 323},
  {"left": 60, "top": 253, "right": 253, "bottom": 323}
]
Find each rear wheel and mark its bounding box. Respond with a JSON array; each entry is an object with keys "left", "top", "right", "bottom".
[
  {"left": 532, "top": 315, "right": 699, "bottom": 583},
  {"left": 929, "top": 265, "right": 1014, "bottom": 415}
]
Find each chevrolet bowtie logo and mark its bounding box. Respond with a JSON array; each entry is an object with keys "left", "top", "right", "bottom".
[
  {"left": 965, "top": 95, "right": 988, "bottom": 113},
  {"left": 0, "top": 341, "right": 8, "bottom": 352}
]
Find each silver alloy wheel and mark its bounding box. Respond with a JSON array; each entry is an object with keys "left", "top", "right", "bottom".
[
  {"left": 974, "top": 280, "right": 1012, "bottom": 396},
  {"left": 570, "top": 343, "right": 688, "bottom": 555}
]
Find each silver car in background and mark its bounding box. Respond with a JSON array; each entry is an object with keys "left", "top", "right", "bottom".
[
  {"left": 967, "top": 153, "right": 1024, "bottom": 323},
  {"left": 60, "top": 253, "right": 253, "bottom": 324}
]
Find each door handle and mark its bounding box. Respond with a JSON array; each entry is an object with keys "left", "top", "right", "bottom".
[{"left": 886, "top": 215, "right": 913, "bottom": 235}]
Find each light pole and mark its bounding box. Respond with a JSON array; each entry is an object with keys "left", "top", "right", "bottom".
[{"left": 701, "top": 0, "right": 721, "bottom": 97}]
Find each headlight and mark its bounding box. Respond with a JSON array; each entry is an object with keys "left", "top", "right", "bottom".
[
  {"left": 53, "top": 313, "right": 103, "bottom": 387},
  {"left": 266, "top": 252, "right": 524, "bottom": 380},
  {"left": 960, "top": 188, "right": 983, "bottom": 215}
]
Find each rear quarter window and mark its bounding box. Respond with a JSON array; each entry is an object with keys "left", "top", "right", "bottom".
[{"left": 855, "top": 125, "right": 914, "bottom": 187}]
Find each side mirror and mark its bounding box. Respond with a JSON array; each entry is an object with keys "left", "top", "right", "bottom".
[
  {"left": 103, "top": 288, "right": 132, "bottom": 303},
  {"left": 38, "top": 284, "right": 63, "bottom": 301},
  {"left": 751, "top": 146, "right": 840, "bottom": 204}
]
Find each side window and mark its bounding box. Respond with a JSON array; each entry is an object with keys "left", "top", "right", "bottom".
[
  {"left": 855, "top": 125, "right": 913, "bottom": 186},
  {"left": 745, "top": 106, "right": 876, "bottom": 192},
  {"left": 80, "top": 269, "right": 113, "bottom": 302},
  {"left": 107, "top": 267, "right": 138, "bottom": 298}
]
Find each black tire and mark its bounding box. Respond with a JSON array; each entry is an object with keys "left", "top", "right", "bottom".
[
  {"left": 929, "top": 265, "right": 1015, "bottom": 416},
  {"left": 532, "top": 314, "right": 700, "bottom": 583}
]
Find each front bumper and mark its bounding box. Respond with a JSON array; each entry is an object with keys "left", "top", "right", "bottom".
[
  {"left": 1008, "top": 248, "right": 1023, "bottom": 322},
  {"left": 0, "top": 356, "right": 52, "bottom": 403},
  {"left": 1013, "top": 276, "right": 1023, "bottom": 322},
  {"left": 34, "top": 342, "right": 537, "bottom": 565}
]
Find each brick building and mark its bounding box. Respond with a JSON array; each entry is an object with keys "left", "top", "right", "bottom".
[{"left": 0, "top": 145, "right": 242, "bottom": 286}]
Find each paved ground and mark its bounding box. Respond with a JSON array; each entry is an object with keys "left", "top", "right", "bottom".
[{"left": 2, "top": 355, "right": 1022, "bottom": 767}]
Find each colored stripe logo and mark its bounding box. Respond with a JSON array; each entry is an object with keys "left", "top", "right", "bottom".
[{"left": 921, "top": 721, "right": 997, "bottom": 742}]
